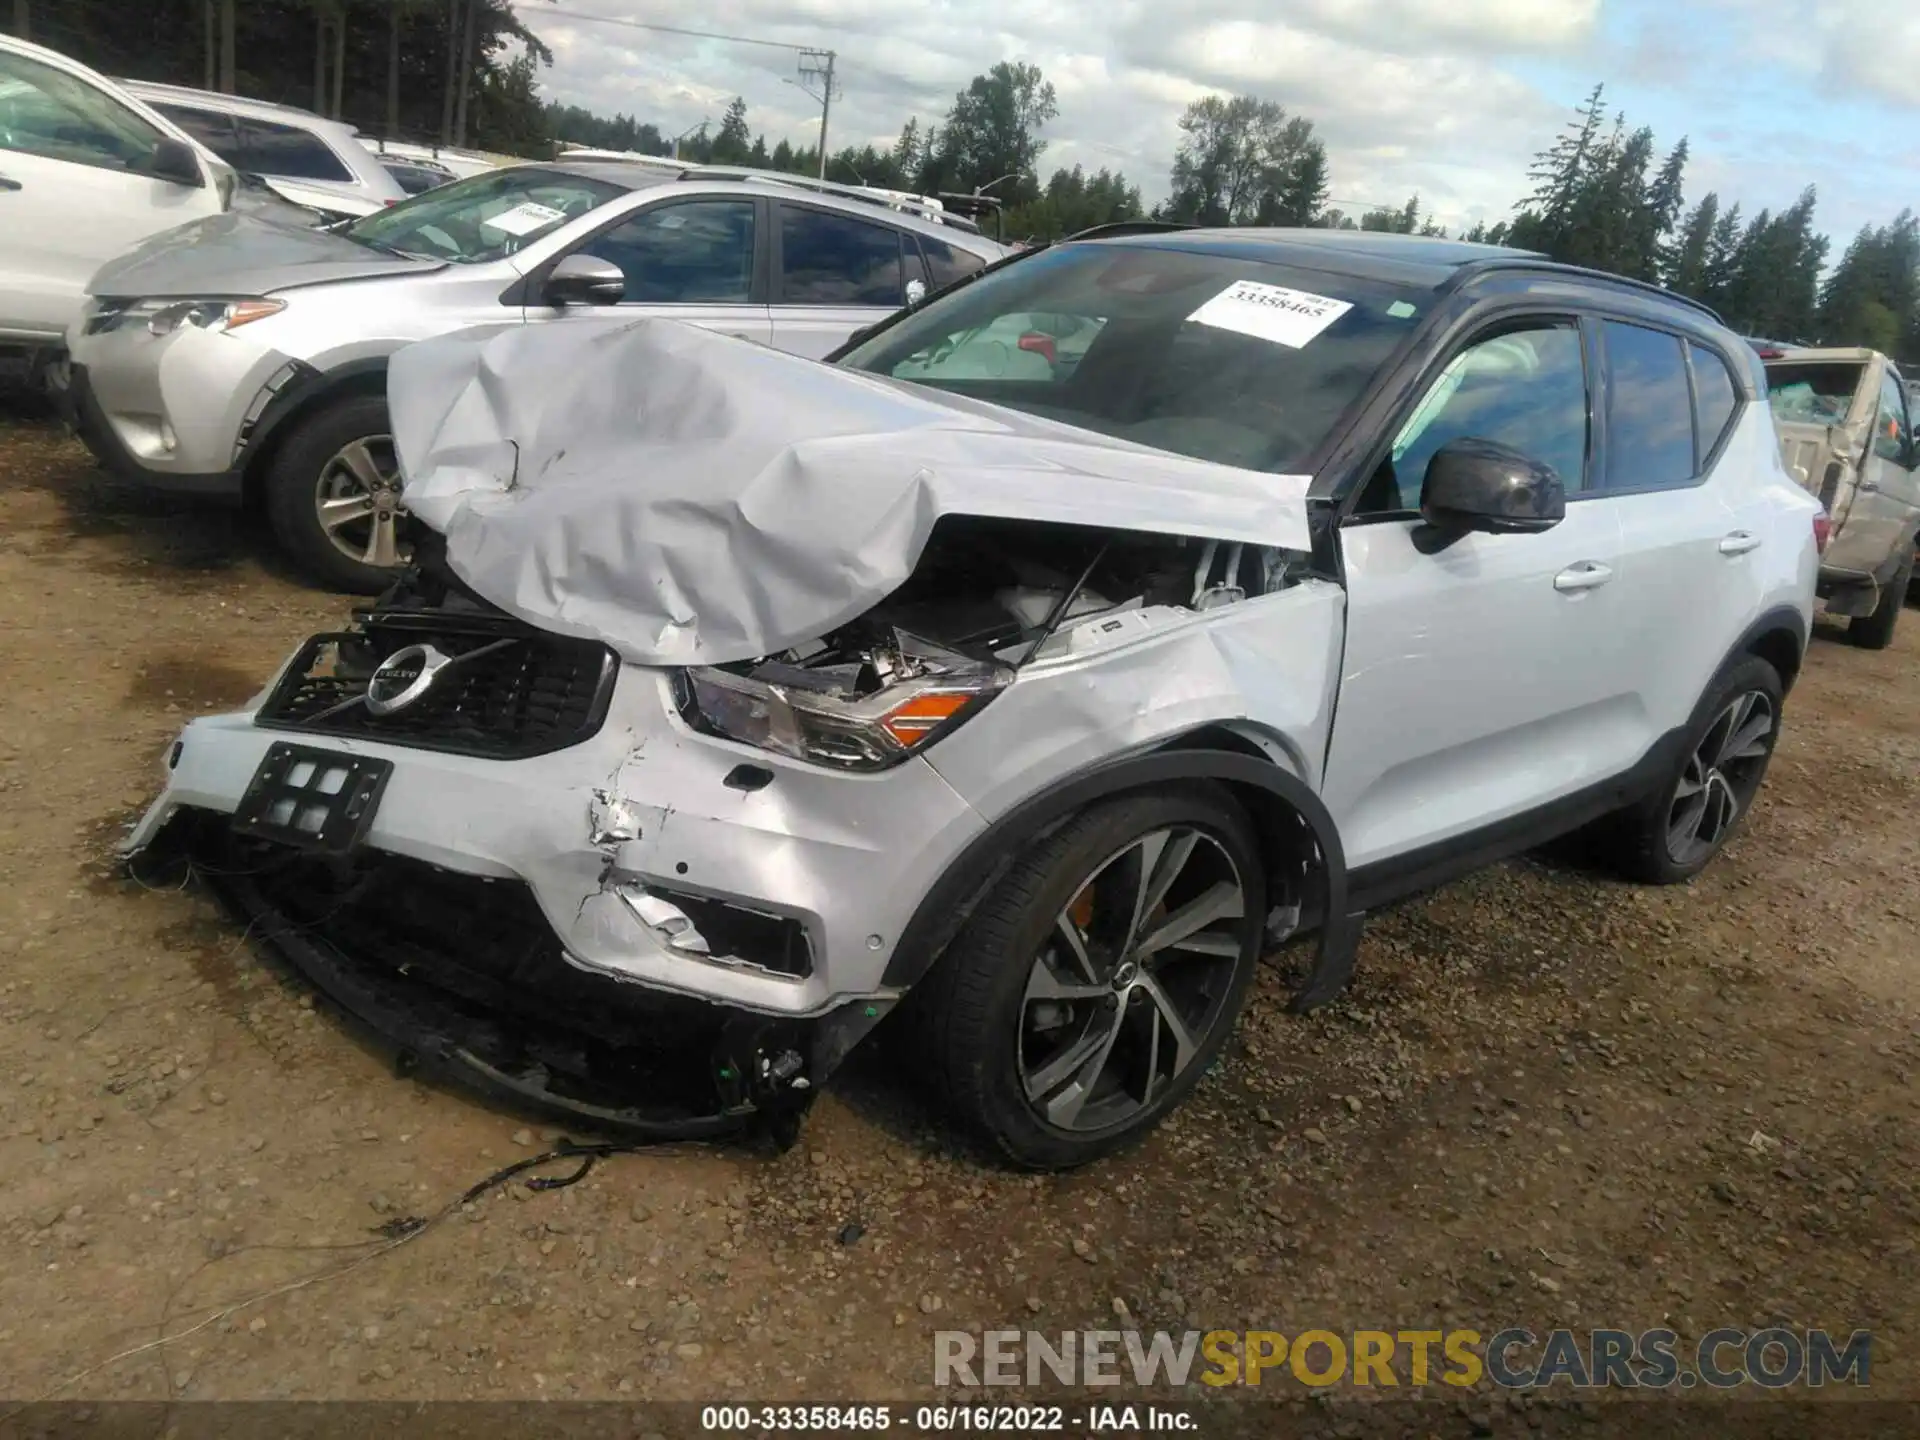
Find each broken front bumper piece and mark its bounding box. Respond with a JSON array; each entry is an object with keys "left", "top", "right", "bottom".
[{"left": 142, "top": 813, "right": 887, "bottom": 1142}]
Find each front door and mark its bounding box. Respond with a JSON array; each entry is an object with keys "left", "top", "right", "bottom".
[
  {"left": 552, "top": 195, "right": 773, "bottom": 345},
  {"left": 1323, "top": 316, "right": 1643, "bottom": 869},
  {"left": 0, "top": 47, "right": 217, "bottom": 342}
]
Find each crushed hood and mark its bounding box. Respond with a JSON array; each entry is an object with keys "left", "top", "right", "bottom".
[
  {"left": 388, "top": 318, "right": 1315, "bottom": 666},
  {"left": 88, "top": 211, "right": 442, "bottom": 299}
]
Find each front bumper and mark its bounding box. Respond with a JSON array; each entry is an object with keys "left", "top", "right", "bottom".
[
  {"left": 66, "top": 363, "right": 244, "bottom": 500},
  {"left": 129, "top": 659, "right": 988, "bottom": 1017},
  {"left": 66, "top": 306, "right": 290, "bottom": 496}
]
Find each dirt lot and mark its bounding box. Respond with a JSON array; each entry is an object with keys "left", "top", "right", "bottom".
[{"left": 1, "top": 410, "right": 1916, "bottom": 1424}]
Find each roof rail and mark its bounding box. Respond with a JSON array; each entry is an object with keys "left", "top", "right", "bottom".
[
  {"left": 684, "top": 166, "right": 958, "bottom": 225},
  {"left": 1451, "top": 256, "right": 1725, "bottom": 325}
]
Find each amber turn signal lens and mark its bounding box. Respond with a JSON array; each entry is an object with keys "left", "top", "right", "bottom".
[{"left": 878, "top": 692, "right": 972, "bottom": 746}]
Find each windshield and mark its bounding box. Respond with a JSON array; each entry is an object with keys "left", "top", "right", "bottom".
[
  {"left": 343, "top": 166, "right": 624, "bottom": 263},
  {"left": 837, "top": 243, "right": 1428, "bottom": 472},
  {"left": 1765, "top": 362, "right": 1865, "bottom": 426}
]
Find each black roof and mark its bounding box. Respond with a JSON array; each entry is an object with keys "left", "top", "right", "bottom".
[
  {"left": 1097, "top": 228, "right": 1533, "bottom": 288},
  {"left": 1087, "top": 226, "right": 1721, "bottom": 323}
]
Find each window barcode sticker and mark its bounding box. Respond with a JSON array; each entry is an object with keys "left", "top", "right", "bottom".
[{"left": 1187, "top": 280, "right": 1352, "bottom": 349}]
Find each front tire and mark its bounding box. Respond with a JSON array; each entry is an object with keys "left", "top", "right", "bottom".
[
  {"left": 263, "top": 393, "right": 412, "bottom": 594},
  {"left": 1602, "top": 655, "right": 1783, "bottom": 884},
  {"left": 906, "top": 786, "right": 1265, "bottom": 1169},
  {"left": 1849, "top": 550, "right": 1913, "bottom": 650}
]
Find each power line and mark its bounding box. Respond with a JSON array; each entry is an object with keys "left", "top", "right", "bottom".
[{"left": 536, "top": 5, "right": 818, "bottom": 54}]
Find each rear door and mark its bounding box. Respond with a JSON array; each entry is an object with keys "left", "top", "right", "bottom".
[
  {"left": 1599, "top": 322, "right": 1766, "bottom": 739},
  {"left": 770, "top": 200, "right": 912, "bottom": 358},
  {"left": 0, "top": 47, "right": 221, "bottom": 342},
  {"left": 558, "top": 194, "right": 772, "bottom": 345}
]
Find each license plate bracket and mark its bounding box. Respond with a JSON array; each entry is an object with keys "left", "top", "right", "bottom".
[{"left": 231, "top": 743, "right": 392, "bottom": 855}]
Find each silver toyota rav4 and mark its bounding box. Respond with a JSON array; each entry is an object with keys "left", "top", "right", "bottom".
[
  {"left": 65, "top": 161, "right": 1004, "bottom": 592},
  {"left": 126, "top": 231, "right": 1820, "bottom": 1169}
]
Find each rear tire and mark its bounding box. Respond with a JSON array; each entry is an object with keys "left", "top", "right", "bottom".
[
  {"left": 1849, "top": 550, "right": 1912, "bottom": 649},
  {"left": 1597, "top": 655, "right": 1783, "bottom": 885},
  {"left": 263, "top": 393, "right": 412, "bottom": 594},
  {"left": 905, "top": 786, "right": 1265, "bottom": 1170}
]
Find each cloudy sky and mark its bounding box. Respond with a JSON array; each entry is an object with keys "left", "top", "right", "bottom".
[{"left": 522, "top": 0, "right": 1918, "bottom": 244}]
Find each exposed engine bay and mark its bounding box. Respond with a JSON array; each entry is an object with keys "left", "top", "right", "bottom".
[{"left": 676, "top": 517, "right": 1311, "bottom": 771}]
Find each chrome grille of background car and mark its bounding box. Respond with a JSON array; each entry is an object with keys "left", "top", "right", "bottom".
[{"left": 253, "top": 616, "right": 617, "bottom": 760}]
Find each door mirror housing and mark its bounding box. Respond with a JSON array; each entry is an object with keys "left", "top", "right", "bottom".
[
  {"left": 543, "top": 254, "right": 627, "bottom": 307},
  {"left": 1419, "top": 437, "right": 1566, "bottom": 535},
  {"left": 147, "top": 137, "right": 205, "bottom": 188}
]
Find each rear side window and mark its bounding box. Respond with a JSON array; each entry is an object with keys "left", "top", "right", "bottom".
[
  {"left": 1602, "top": 321, "right": 1694, "bottom": 490},
  {"left": 1765, "top": 362, "right": 1863, "bottom": 425},
  {"left": 781, "top": 207, "right": 904, "bottom": 305},
  {"left": 153, "top": 103, "right": 236, "bottom": 153},
  {"left": 231, "top": 117, "right": 353, "bottom": 183},
  {"left": 1689, "top": 343, "right": 1739, "bottom": 462},
  {"left": 920, "top": 235, "right": 987, "bottom": 291}
]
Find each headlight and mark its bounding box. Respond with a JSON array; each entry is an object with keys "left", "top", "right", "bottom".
[
  {"left": 145, "top": 298, "right": 286, "bottom": 336},
  {"left": 681, "top": 663, "right": 1009, "bottom": 771}
]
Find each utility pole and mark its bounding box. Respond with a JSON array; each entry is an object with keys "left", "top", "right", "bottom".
[{"left": 796, "top": 49, "right": 836, "bottom": 180}]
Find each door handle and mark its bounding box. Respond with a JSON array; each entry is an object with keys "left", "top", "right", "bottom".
[
  {"left": 1718, "top": 530, "right": 1762, "bottom": 556},
  {"left": 1553, "top": 561, "right": 1613, "bottom": 593},
  {"left": 0, "top": 175, "right": 21, "bottom": 192}
]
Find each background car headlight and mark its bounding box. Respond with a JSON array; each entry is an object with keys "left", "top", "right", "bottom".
[
  {"left": 682, "top": 664, "right": 1008, "bottom": 771},
  {"left": 146, "top": 298, "right": 286, "bottom": 336}
]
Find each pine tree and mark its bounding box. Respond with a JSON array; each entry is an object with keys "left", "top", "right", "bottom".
[
  {"left": 1702, "top": 202, "right": 1743, "bottom": 312},
  {"left": 1640, "top": 138, "right": 1689, "bottom": 282},
  {"left": 1665, "top": 192, "right": 1719, "bottom": 297},
  {"left": 1510, "top": 83, "right": 1606, "bottom": 254}
]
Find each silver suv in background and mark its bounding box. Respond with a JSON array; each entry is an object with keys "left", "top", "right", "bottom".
[
  {"left": 65, "top": 160, "right": 1006, "bottom": 591},
  {"left": 119, "top": 80, "right": 405, "bottom": 220},
  {"left": 1763, "top": 347, "right": 1919, "bottom": 647}
]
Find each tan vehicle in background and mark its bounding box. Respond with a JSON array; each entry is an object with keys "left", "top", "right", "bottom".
[{"left": 1763, "top": 347, "right": 1920, "bottom": 648}]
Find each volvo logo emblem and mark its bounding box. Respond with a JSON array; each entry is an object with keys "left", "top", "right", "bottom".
[{"left": 365, "top": 643, "right": 453, "bottom": 715}]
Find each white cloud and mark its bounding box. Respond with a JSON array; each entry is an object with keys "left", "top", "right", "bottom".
[{"left": 518, "top": 0, "right": 1895, "bottom": 236}]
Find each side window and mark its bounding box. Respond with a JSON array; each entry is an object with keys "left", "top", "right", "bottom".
[
  {"left": 1602, "top": 321, "right": 1694, "bottom": 490},
  {"left": 1689, "top": 342, "right": 1739, "bottom": 465},
  {"left": 1872, "top": 370, "right": 1910, "bottom": 463},
  {"left": 780, "top": 207, "right": 904, "bottom": 306},
  {"left": 231, "top": 117, "right": 354, "bottom": 182},
  {"left": 154, "top": 103, "right": 236, "bottom": 155},
  {"left": 920, "top": 234, "right": 987, "bottom": 291},
  {"left": 0, "top": 49, "right": 166, "bottom": 172},
  {"left": 578, "top": 199, "right": 755, "bottom": 304},
  {"left": 1358, "top": 321, "right": 1588, "bottom": 514}
]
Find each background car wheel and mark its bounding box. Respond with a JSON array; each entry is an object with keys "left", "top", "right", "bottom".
[
  {"left": 1849, "top": 550, "right": 1913, "bottom": 649},
  {"left": 264, "top": 393, "right": 413, "bottom": 594},
  {"left": 1601, "top": 655, "right": 1783, "bottom": 885},
  {"left": 905, "top": 786, "right": 1265, "bottom": 1169}
]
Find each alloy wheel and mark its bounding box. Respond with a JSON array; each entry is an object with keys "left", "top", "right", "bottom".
[
  {"left": 1665, "top": 689, "right": 1775, "bottom": 866},
  {"left": 1017, "top": 827, "right": 1248, "bottom": 1133},
  {"left": 313, "top": 434, "right": 410, "bottom": 570}
]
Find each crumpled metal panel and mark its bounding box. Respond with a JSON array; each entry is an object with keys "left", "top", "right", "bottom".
[{"left": 387, "top": 318, "right": 1315, "bottom": 667}]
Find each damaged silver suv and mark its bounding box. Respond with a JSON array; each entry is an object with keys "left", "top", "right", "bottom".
[{"left": 128, "top": 229, "right": 1821, "bottom": 1168}]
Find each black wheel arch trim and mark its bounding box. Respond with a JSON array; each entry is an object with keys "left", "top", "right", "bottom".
[
  {"left": 1729, "top": 602, "right": 1808, "bottom": 693},
  {"left": 237, "top": 355, "right": 393, "bottom": 481},
  {"left": 887, "top": 741, "right": 1357, "bottom": 1012}
]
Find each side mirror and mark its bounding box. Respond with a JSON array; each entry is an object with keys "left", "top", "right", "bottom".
[
  {"left": 543, "top": 253, "right": 626, "bottom": 307},
  {"left": 147, "top": 137, "right": 204, "bottom": 188},
  {"left": 1419, "top": 437, "right": 1565, "bottom": 535}
]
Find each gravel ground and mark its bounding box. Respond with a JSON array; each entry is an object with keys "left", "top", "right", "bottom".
[{"left": 0, "top": 412, "right": 1916, "bottom": 1427}]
